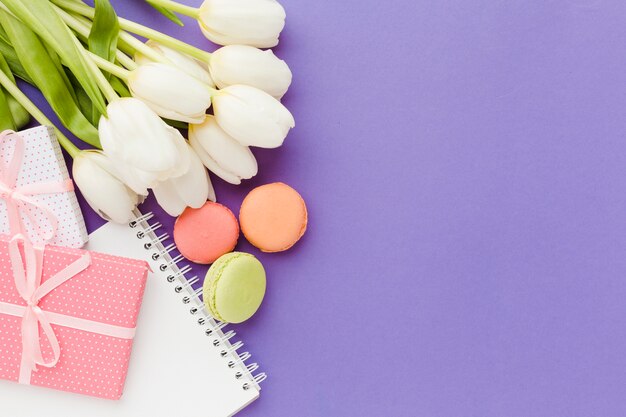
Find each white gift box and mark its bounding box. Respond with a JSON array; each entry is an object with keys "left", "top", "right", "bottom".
[{"left": 0, "top": 126, "right": 88, "bottom": 248}]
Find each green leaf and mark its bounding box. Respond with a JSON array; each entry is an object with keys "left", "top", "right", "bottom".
[
  {"left": 0, "top": 38, "right": 31, "bottom": 84},
  {"left": 7, "top": 95, "right": 30, "bottom": 128},
  {"left": 0, "top": 22, "right": 10, "bottom": 44},
  {"left": 0, "top": 51, "right": 28, "bottom": 128},
  {"left": 147, "top": 2, "right": 185, "bottom": 26},
  {"left": 88, "top": 0, "right": 119, "bottom": 123},
  {"left": 65, "top": 68, "right": 96, "bottom": 125},
  {"left": 0, "top": 72, "right": 15, "bottom": 132},
  {"left": 89, "top": 0, "right": 119, "bottom": 63},
  {"left": 0, "top": 87, "right": 16, "bottom": 131},
  {"left": 0, "top": 8, "right": 100, "bottom": 146},
  {"left": 2, "top": 0, "right": 107, "bottom": 115},
  {"left": 46, "top": 48, "right": 79, "bottom": 104},
  {"left": 110, "top": 76, "right": 131, "bottom": 98}
]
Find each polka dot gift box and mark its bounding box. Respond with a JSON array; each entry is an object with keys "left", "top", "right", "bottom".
[
  {"left": 0, "top": 126, "right": 88, "bottom": 248},
  {"left": 0, "top": 235, "right": 149, "bottom": 400}
]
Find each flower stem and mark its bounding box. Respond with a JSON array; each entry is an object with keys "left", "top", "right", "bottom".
[
  {"left": 120, "top": 18, "right": 211, "bottom": 62},
  {"left": 88, "top": 52, "right": 131, "bottom": 81},
  {"left": 120, "top": 31, "right": 170, "bottom": 64},
  {"left": 52, "top": 5, "right": 138, "bottom": 70},
  {"left": 51, "top": 6, "right": 121, "bottom": 103},
  {"left": 146, "top": 0, "right": 200, "bottom": 18},
  {"left": 0, "top": 70, "right": 81, "bottom": 157},
  {"left": 69, "top": 35, "right": 119, "bottom": 103},
  {"left": 116, "top": 51, "right": 138, "bottom": 70},
  {"left": 51, "top": 0, "right": 169, "bottom": 64},
  {"left": 52, "top": 0, "right": 211, "bottom": 63}
]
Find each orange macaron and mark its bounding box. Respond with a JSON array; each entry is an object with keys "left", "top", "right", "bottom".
[
  {"left": 174, "top": 202, "right": 240, "bottom": 264},
  {"left": 239, "top": 183, "right": 308, "bottom": 253}
]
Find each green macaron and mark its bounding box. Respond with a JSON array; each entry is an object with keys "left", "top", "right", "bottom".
[{"left": 203, "top": 252, "right": 266, "bottom": 324}]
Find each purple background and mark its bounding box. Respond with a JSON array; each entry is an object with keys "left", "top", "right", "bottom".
[{"left": 21, "top": 0, "right": 626, "bottom": 415}]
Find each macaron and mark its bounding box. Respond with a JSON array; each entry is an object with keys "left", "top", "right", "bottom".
[
  {"left": 203, "top": 252, "right": 266, "bottom": 324},
  {"left": 174, "top": 202, "right": 239, "bottom": 264},
  {"left": 239, "top": 182, "right": 308, "bottom": 253}
]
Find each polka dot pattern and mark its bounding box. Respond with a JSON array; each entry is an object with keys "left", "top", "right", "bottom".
[
  {"left": 0, "top": 127, "right": 88, "bottom": 248},
  {"left": 0, "top": 236, "right": 149, "bottom": 399}
]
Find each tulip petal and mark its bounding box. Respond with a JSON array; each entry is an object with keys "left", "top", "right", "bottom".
[
  {"left": 209, "top": 45, "right": 292, "bottom": 98},
  {"left": 139, "top": 40, "right": 214, "bottom": 87},
  {"left": 190, "top": 115, "right": 258, "bottom": 180},
  {"left": 138, "top": 99, "right": 207, "bottom": 125},
  {"left": 73, "top": 151, "right": 138, "bottom": 224},
  {"left": 125, "top": 165, "right": 163, "bottom": 194},
  {"left": 128, "top": 63, "right": 212, "bottom": 124},
  {"left": 167, "top": 129, "right": 193, "bottom": 178},
  {"left": 172, "top": 144, "right": 211, "bottom": 209},
  {"left": 152, "top": 181, "right": 187, "bottom": 217},
  {"left": 190, "top": 132, "right": 243, "bottom": 185},
  {"left": 99, "top": 98, "right": 181, "bottom": 172},
  {"left": 90, "top": 153, "right": 153, "bottom": 196},
  {"left": 198, "top": 0, "right": 285, "bottom": 48},
  {"left": 212, "top": 84, "right": 294, "bottom": 148},
  {"left": 153, "top": 143, "right": 215, "bottom": 216},
  {"left": 207, "top": 174, "right": 217, "bottom": 202}
]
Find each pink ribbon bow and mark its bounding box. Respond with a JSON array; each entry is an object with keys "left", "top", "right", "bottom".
[
  {"left": 0, "top": 130, "right": 74, "bottom": 243},
  {"left": 0, "top": 130, "right": 136, "bottom": 385},
  {"left": 4, "top": 234, "right": 91, "bottom": 384},
  {"left": 0, "top": 236, "right": 138, "bottom": 385}
]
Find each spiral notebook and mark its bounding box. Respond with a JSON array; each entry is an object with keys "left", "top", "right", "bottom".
[{"left": 0, "top": 210, "right": 264, "bottom": 417}]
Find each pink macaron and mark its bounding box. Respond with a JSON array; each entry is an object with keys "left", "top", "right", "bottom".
[{"left": 174, "top": 202, "right": 239, "bottom": 264}]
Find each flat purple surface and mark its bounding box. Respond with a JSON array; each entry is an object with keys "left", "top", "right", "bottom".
[{"left": 23, "top": 0, "right": 626, "bottom": 415}]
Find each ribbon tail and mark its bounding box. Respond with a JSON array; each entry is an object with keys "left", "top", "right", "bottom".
[
  {"left": 17, "top": 307, "right": 62, "bottom": 384},
  {"left": 33, "top": 307, "right": 61, "bottom": 368},
  {"left": 5, "top": 200, "right": 23, "bottom": 238},
  {"left": 18, "top": 356, "right": 34, "bottom": 385},
  {"left": 1, "top": 130, "right": 23, "bottom": 187},
  {"left": 0, "top": 131, "right": 25, "bottom": 236},
  {"left": 18, "top": 308, "right": 41, "bottom": 385},
  {"left": 8, "top": 235, "right": 27, "bottom": 299}
]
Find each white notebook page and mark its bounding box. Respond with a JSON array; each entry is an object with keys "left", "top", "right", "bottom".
[{"left": 0, "top": 218, "right": 259, "bottom": 417}]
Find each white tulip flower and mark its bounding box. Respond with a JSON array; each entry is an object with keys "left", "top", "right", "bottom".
[
  {"left": 152, "top": 143, "right": 216, "bottom": 216},
  {"left": 198, "top": 0, "right": 286, "bottom": 48},
  {"left": 72, "top": 151, "right": 140, "bottom": 224},
  {"left": 99, "top": 98, "right": 191, "bottom": 194},
  {"left": 135, "top": 40, "right": 215, "bottom": 87},
  {"left": 189, "top": 115, "right": 258, "bottom": 184},
  {"left": 128, "top": 63, "right": 213, "bottom": 124},
  {"left": 209, "top": 45, "right": 292, "bottom": 99},
  {"left": 212, "top": 84, "right": 295, "bottom": 148}
]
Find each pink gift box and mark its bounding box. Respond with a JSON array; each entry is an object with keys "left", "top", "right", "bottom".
[{"left": 0, "top": 234, "right": 149, "bottom": 400}]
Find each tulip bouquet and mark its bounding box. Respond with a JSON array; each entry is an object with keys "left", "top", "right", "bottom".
[{"left": 0, "top": 0, "right": 294, "bottom": 222}]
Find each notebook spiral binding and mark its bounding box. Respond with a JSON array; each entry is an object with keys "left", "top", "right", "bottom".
[{"left": 130, "top": 211, "right": 267, "bottom": 391}]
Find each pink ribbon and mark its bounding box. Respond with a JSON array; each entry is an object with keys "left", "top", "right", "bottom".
[
  {"left": 0, "top": 130, "right": 74, "bottom": 242},
  {"left": 0, "top": 235, "right": 136, "bottom": 385},
  {"left": 0, "top": 130, "right": 134, "bottom": 385}
]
